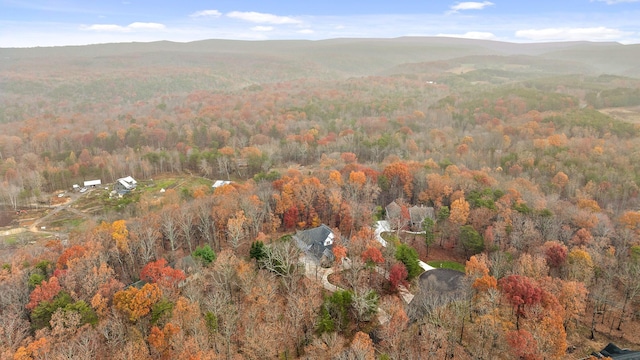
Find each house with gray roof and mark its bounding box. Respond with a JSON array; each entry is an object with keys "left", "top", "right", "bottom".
[
  {"left": 114, "top": 176, "right": 137, "bottom": 195},
  {"left": 409, "top": 205, "right": 435, "bottom": 230},
  {"left": 591, "top": 343, "right": 640, "bottom": 359},
  {"left": 385, "top": 201, "right": 402, "bottom": 222},
  {"left": 386, "top": 200, "right": 410, "bottom": 232},
  {"left": 294, "top": 224, "right": 335, "bottom": 267}
]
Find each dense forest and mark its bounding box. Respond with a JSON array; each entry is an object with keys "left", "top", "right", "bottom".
[{"left": 2, "top": 37, "right": 640, "bottom": 359}]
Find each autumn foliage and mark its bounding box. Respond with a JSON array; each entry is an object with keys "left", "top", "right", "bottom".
[
  {"left": 140, "top": 259, "right": 186, "bottom": 289},
  {"left": 389, "top": 263, "right": 408, "bottom": 291},
  {"left": 113, "top": 283, "right": 162, "bottom": 322},
  {"left": 499, "top": 275, "right": 543, "bottom": 326},
  {"left": 5, "top": 39, "right": 640, "bottom": 359},
  {"left": 361, "top": 247, "right": 384, "bottom": 265},
  {"left": 544, "top": 242, "right": 568, "bottom": 268},
  {"left": 26, "top": 276, "right": 61, "bottom": 310},
  {"left": 507, "top": 329, "right": 541, "bottom": 360}
]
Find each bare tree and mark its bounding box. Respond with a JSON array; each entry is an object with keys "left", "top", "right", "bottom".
[
  {"left": 261, "top": 241, "right": 302, "bottom": 292},
  {"left": 129, "top": 217, "right": 160, "bottom": 264},
  {"left": 226, "top": 210, "right": 247, "bottom": 252},
  {"left": 217, "top": 157, "right": 232, "bottom": 180},
  {"left": 0, "top": 306, "right": 30, "bottom": 353},
  {"left": 195, "top": 198, "right": 218, "bottom": 251},
  {"left": 161, "top": 206, "right": 181, "bottom": 253},
  {"left": 199, "top": 157, "right": 212, "bottom": 178},
  {"left": 616, "top": 261, "right": 640, "bottom": 330},
  {"left": 0, "top": 181, "right": 21, "bottom": 211},
  {"left": 178, "top": 205, "right": 197, "bottom": 253}
]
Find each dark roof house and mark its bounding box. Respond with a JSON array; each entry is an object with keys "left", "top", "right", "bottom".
[
  {"left": 592, "top": 343, "right": 640, "bottom": 359},
  {"left": 385, "top": 201, "right": 402, "bottom": 222},
  {"left": 386, "top": 200, "right": 410, "bottom": 232},
  {"left": 409, "top": 205, "right": 435, "bottom": 230},
  {"left": 294, "top": 224, "right": 335, "bottom": 266}
]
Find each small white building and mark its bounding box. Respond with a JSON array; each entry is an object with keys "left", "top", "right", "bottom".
[
  {"left": 212, "top": 180, "right": 232, "bottom": 189},
  {"left": 84, "top": 179, "right": 102, "bottom": 187}
]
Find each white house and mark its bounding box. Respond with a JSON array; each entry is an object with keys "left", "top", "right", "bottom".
[{"left": 114, "top": 176, "right": 137, "bottom": 195}]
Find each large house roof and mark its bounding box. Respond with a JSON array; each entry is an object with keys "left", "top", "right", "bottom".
[
  {"left": 385, "top": 201, "right": 402, "bottom": 220},
  {"left": 294, "top": 224, "right": 335, "bottom": 262},
  {"left": 592, "top": 343, "right": 640, "bottom": 359},
  {"left": 409, "top": 205, "right": 434, "bottom": 225},
  {"left": 117, "top": 178, "right": 135, "bottom": 190},
  {"left": 115, "top": 176, "right": 137, "bottom": 193},
  {"left": 119, "top": 176, "right": 137, "bottom": 185}
]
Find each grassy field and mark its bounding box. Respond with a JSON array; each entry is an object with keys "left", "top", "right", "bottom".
[
  {"left": 139, "top": 175, "right": 213, "bottom": 194},
  {"left": 427, "top": 260, "right": 466, "bottom": 272}
]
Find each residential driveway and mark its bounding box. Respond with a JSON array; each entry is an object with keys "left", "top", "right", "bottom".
[
  {"left": 418, "top": 268, "right": 464, "bottom": 293},
  {"left": 300, "top": 254, "right": 340, "bottom": 292},
  {"left": 374, "top": 220, "right": 390, "bottom": 247},
  {"left": 408, "top": 268, "right": 466, "bottom": 321}
]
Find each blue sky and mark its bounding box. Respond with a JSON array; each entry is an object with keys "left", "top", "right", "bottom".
[{"left": 1, "top": 0, "right": 639, "bottom": 47}]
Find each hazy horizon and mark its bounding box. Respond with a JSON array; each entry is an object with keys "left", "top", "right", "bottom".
[{"left": 1, "top": 0, "right": 639, "bottom": 48}]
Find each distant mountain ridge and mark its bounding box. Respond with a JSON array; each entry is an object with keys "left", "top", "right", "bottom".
[{"left": 1, "top": 37, "right": 638, "bottom": 92}]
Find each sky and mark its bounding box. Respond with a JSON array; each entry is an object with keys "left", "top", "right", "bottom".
[{"left": 1, "top": 0, "right": 640, "bottom": 48}]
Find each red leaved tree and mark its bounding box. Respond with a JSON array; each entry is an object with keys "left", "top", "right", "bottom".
[
  {"left": 26, "top": 277, "right": 61, "bottom": 310},
  {"left": 148, "top": 323, "right": 181, "bottom": 359},
  {"left": 362, "top": 247, "right": 384, "bottom": 266},
  {"left": 389, "top": 263, "right": 408, "bottom": 291},
  {"left": 499, "top": 274, "right": 543, "bottom": 330},
  {"left": 506, "top": 329, "right": 541, "bottom": 360},
  {"left": 140, "top": 259, "right": 186, "bottom": 290},
  {"left": 283, "top": 206, "right": 299, "bottom": 229},
  {"left": 56, "top": 245, "right": 86, "bottom": 269},
  {"left": 544, "top": 242, "right": 568, "bottom": 269}
]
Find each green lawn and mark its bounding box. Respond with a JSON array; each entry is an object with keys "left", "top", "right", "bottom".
[
  {"left": 49, "top": 217, "right": 85, "bottom": 230},
  {"left": 141, "top": 176, "right": 213, "bottom": 194},
  {"left": 427, "top": 260, "right": 465, "bottom": 272}
]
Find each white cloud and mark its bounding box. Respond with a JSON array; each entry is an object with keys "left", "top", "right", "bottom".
[
  {"left": 83, "top": 24, "right": 127, "bottom": 32},
  {"left": 190, "top": 10, "right": 222, "bottom": 18},
  {"left": 251, "top": 26, "right": 274, "bottom": 32},
  {"left": 298, "top": 29, "right": 314, "bottom": 34},
  {"left": 437, "top": 31, "right": 497, "bottom": 40},
  {"left": 515, "top": 26, "right": 632, "bottom": 41},
  {"left": 82, "top": 22, "right": 165, "bottom": 32},
  {"left": 226, "top": 11, "right": 301, "bottom": 25},
  {"left": 128, "top": 22, "right": 165, "bottom": 30},
  {"left": 449, "top": 1, "right": 494, "bottom": 13}
]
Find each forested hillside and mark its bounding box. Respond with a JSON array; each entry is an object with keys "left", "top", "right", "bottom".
[{"left": 2, "top": 38, "right": 640, "bottom": 359}]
